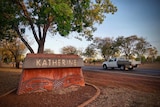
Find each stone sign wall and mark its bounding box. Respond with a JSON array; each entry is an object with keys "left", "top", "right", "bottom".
[{"left": 17, "top": 54, "right": 85, "bottom": 95}]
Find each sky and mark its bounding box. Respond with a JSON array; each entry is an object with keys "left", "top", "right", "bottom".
[{"left": 27, "top": 0, "right": 160, "bottom": 55}]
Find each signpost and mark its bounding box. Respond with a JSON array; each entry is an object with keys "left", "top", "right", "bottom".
[{"left": 17, "top": 54, "right": 85, "bottom": 95}]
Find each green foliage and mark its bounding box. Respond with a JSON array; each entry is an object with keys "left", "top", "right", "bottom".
[
  {"left": 0, "top": 0, "right": 117, "bottom": 53},
  {"left": 141, "top": 56, "right": 146, "bottom": 63},
  {"left": 147, "top": 47, "right": 158, "bottom": 59},
  {"left": 155, "top": 56, "right": 160, "bottom": 62},
  {"left": 135, "top": 56, "right": 146, "bottom": 63},
  {"left": 93, "top": 37, "right": 119, "bottom": 59},
  {"left": 83, "top": 44, "right": 97, "bottom": 58},
  {"left": 54, "top": 3, "right": 73, "bottom": 36}
]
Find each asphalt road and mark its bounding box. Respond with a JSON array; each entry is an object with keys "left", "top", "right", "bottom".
[{"left": 82, "top": 66, "right": 160, "bottom": 77}]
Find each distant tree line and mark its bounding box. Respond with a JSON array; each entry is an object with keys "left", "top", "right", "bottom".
[
  {"left": 60, "top": 35, "right": 159, "bottom": 64},
  {"left": 92, "top": 35, "right": 158, "bottom": 61}
]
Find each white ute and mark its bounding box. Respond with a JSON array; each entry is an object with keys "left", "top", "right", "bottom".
[{"left": 102, "top": 57, "right": 141, "bottom": 70}]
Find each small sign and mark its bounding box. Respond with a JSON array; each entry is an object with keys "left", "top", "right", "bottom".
[{"left": 23, "top": 54, "right": 84, "bottom": 69}]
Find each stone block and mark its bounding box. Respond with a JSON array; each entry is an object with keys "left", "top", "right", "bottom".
[{"left": 17, "top": 54, "right": 85, "bottom": 95}]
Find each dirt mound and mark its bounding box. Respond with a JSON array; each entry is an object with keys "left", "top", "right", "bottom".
[{"left": 0, "top": 85, "right": 96, "bottom": 107}]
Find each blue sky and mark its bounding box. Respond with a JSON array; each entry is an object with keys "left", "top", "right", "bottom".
[{"left": 28, "top": 0, "right": 160, "bottom": 55}]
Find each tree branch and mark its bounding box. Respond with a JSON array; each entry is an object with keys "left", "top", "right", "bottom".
[
  {"left": 16, "top": 1, "right": 40, "bottom": 44},
  {"left": 14, "top": 25, "right": 34, "bottom": 53},
  {"left": 42, "top": 15, "right": 52, "bottom": 42},
  {"left": 38, "top": 25, "right": 42, "bottom": 40}
]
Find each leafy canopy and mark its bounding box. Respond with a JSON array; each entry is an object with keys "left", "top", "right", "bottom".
[{"left": 0, "top": 0, "right": 117, "bottom": 53}]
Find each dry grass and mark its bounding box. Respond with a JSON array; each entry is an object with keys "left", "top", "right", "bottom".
[{"left": 0, "top": 67, "right": 22, "bottom": 95}]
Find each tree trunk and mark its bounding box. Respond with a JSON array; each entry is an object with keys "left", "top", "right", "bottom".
[
  {"left": 16, "top": 61, "right": 20, "bottom": 68},
  {"left": 37, "top": 41, "right": 45, "bottom": 53},
  {"left": 14, "top": 56, "right": 20, "bottom": 68}
]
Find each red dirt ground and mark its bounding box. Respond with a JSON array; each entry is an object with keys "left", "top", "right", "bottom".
[
  {"left": 84, "top": 71, "right": 160, "bottom": 93},
  {"left": 0, "top": 63, "right": 160, "bottom": 107}
]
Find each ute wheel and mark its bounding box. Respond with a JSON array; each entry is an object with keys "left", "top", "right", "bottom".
[
  {"left": 129, "top": 67, "right": 133, "bottom": 70},
  {"left": 103, "top": 64, "right": 107, "bottom": 70},
  {"left": 120, "top": 65, "right": 125, "bottom": 71}
]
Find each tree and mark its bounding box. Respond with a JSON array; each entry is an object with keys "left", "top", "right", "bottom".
[
  {"left": 0, "top": 0, "right": 117, "bottom": 53},
  {"left": 61, "top": 45, "right": 78, "bottom": 55},
  {"left": 0, "top": 47, "right": 12, "bottom": 64},
  {"left": 155, "top": 56, "right": 160, "bottom": 62},
  {"left": 0, "top": 36, "right": 26, "bottom": 68},
  {"left": 147, "top": 46, "right": 158, "bottom": 63},
  {"left": 44, "top": 49, "right": 54, "bottom": 54},
  {"left": 135, "top": 37, "right": 150, "bottom": 62},
  {"left": 93, "top": 37, "right": 119, "bottom": 60},
  {"left": 115, "top": 35, "right": 140, "bottom": 59},
  {"left": 83, "top": 44, "right": 97, "bottom": 59},
  {"left": 115, "top": 35, "right": 159, "bottom": 61}
]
